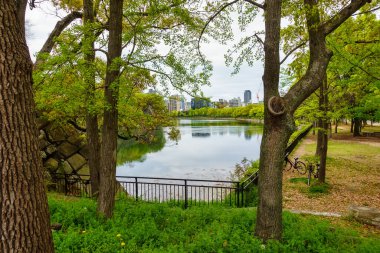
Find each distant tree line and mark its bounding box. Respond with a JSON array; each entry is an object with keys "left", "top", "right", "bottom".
[{"left": 172, "top": 104, "right": 264, "bottom": 119}]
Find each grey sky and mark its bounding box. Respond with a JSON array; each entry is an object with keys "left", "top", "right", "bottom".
[{"left": 26, "top": 3, "right": 265, "bottom": 102}]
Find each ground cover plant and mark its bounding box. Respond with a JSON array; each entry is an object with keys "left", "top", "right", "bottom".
[{"left": 49, "top": 193, "right": 380, "bottom": 253}]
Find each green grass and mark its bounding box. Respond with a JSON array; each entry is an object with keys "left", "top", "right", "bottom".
[
  {"left": 304, "top": 140, "right": 380, "bottom": 159},
  {"left": 49, "top": 194, "right": 380, "bottom": 253}
]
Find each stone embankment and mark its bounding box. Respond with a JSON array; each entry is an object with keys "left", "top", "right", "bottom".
[{"left": 38, "top": 120, "right": 89, "bottom": 178}]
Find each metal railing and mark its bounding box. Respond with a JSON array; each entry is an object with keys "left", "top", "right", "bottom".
[{"left": 50, "top": 173, "right": 246, "bottom": 208}]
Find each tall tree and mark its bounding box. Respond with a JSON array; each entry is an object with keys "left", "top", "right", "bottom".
[
  {"left": 315, "top": 75, "right": 328, "bottom": 183},
  {"left": 0, "top": 0, "right": 54, "bottom": 251},
  {"left": 83, "top": 0, "right": 101, "bottom": 197},
  {"left": 201, "top": 0, "right": 374, "bottom": 240},
  {"left": 97, "top": 0, "right": 123, "bottom": 218},
  {"left": 255, "top": 0, "right": 372, "bottom": 240}
]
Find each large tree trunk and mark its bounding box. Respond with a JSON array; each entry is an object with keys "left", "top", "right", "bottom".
[
  {"left": 97, "top": 0, "right": 123, "bottom": 218},
  {"left": 0, "top": 1, "right": 54, "bottom": 252},
  {"left": 83, "top": 0, "right": 101, "bottom": 198},
  {"left": 255, "top": 0, "right": 289, "bottom": 240}
]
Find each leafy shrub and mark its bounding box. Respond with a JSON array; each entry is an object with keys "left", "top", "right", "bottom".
[{"left": 49, "top": 194, "right": 380, "bottom": 253}]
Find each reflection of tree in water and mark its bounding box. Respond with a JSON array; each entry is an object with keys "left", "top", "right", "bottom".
[
  {"left": 117, "top": 128, "right": 166, "bottom": 165},
  {"left": 189, "top": 124, "right": 263, "bottom": 139}
]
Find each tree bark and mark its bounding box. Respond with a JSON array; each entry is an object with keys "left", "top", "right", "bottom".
[
  {"left": 83, "top": 0, "right": 101, "bottom": 198},
  {"left": 0, "top": 1, "right": 54, "bottom": 252},
  {"left": 335, "top": 119, "right": 338, "bottom": 134},
  {"left": 97, "top": 0, "right": 123, "bottom": 218}
]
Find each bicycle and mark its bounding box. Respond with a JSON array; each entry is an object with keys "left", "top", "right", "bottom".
[{"left": 283, "top": 155, "right": 307, "bottom": 175}]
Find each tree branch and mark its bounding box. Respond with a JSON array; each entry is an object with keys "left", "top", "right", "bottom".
[
  {"left": 352, "top": 6, "right": 380, "bottom": 16},
  {"left": 243, "top": 0, "right": 265, "bottom": 9},
  {"left": 34, "top": 11, "right": 83, "bottom": 68},
  {"left": 254, "top": 33, "right": 264, "bottom": 45},
  {"left": 280, "top": 41, "right": 307, "bottom": 65},
  {"left": 329, "top": 41, "right": 380, "bottom": 81},
  {"left": 197, "top": 0, "right": 239, "bottom": 59},
  {"left": 322, "top": 0, "right": 373, "bottom": 36},
  {"left": 67, "top": 120, "right": 87, "bottom": 132}
]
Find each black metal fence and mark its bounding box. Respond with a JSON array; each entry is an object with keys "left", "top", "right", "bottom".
[{"left": 50, "top": 173, "right": 251, "bottom": 208}]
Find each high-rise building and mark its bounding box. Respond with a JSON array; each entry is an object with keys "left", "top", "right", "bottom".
[
  {"left": 191, "top": 97, "right": 211, "bottom": 109},
  {"left": 229, "top": 97, "right": 242, "bottom": 107},
  {"left": 168, "top": 95, "right": 181, "bottom": 112},
  {"left": 244, "top": 90, "right": 252, "bottom": 104}
]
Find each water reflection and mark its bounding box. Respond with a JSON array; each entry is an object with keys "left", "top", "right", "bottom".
[
  {"left": 117, "top": 119, "right": 263, "bottom": 180},
  {"left": 117, "top": 128, "right": 166, "bottom": 165}
]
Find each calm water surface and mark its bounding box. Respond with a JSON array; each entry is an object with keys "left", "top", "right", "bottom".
[{"left": 116, "top": 119, "right": 263, "bottom": 180}]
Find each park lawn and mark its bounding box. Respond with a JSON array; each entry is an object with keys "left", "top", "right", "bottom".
[
  {"left": 283, "top": 130, "right": 380, "bottom": 214},
  {"left": 48, "top": 193, "right": 380, "bottom": 253}
]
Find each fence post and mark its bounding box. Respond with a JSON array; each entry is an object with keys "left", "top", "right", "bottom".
[
  {"left": 135, "top": 177, "right": 138, "bottom": 201},
  {"left": 241, "top": 182, "right": 244, "bottom": 207},
  {"left": 184, "top": 180, "right": 188, "bottom": 209},
  {"left": 236, "top": 182, "right": 240, "bottom": 207},
  {"left": 64, "top": 174, "right": 68, "bottom": 196}
]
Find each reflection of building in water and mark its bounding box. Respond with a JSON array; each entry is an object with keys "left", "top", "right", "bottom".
[{"left": 192, "top": 132, "right": 211, "bottom": 137}]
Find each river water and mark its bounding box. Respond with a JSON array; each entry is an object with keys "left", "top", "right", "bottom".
[{"left": 116, "top": 119, "right": 263, "bottom": 181}]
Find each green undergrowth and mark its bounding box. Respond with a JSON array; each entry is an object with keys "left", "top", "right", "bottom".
[{"left": 49, "top": 194, "right": 380, "bottom": 253}]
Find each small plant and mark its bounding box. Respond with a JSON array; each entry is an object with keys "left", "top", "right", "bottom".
[
  {"left": 308, "top": 182, "right": 331, "bottom": 195},
  {"left": 289, "top": 177, "right": 308, "bottom": 184},
  {"left": 231, "top": 158, "right": 259, "bottom": 181}
]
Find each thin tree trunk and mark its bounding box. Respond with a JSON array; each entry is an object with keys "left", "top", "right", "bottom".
[
  {"left": 0, "top": 1, "right": 54, "bottom": 251},
  {"left": 83, "top": 0, "right": 101, "bottom": 198},
  {"left": 335, "top": 119, "right": 338, "bottom": 133},
  {"left": 351, "top": 118, "right": 354, "bottom": 133},
  {"left": 353, "top": 118, "right": 361, "bottom": 136},
  {"left": 329, "top": 121, "right": 332, "bottom": 138},
  {"left": 316, "top": 117, "right": 323, "bottom": 157},
  {"left": 318, "top": 75, "right": 328, "bottom": 183},
  {"left": 97, "top": 0, "right": 123, "bottom": 218}
]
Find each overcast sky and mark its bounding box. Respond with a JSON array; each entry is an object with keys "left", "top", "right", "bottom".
[{"left": 26, "top": 3, "right": 265, "bottom": 102}]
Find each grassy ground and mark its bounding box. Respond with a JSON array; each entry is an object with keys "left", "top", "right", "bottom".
[
  {"left": 283, "top": 125, "right": 380, "bottom": 214},
  {"left": 49, "top": 193, "right": 380, "bottom": 253}
]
